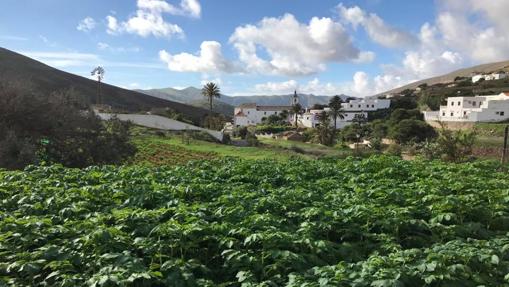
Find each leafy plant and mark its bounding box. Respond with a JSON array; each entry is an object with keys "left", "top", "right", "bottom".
[{"left": 1, "top": 156, "right": 508, "bottom": 286}]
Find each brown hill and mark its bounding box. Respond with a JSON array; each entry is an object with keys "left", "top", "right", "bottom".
[
  {"left": 0, "top": 47, "right": 214, "bottom": 124},
  {"left": 378, "top": 60, "right": 509, "bottom": 96}
]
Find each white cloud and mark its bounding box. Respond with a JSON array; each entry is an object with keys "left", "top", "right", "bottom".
[
  {"left": 97, "top": 42, "right": 141, "bottom": 53},
  {"left": 229, "top": 14, "right": 361, "bottom": 76},
  {"left": 200, "top": 76, "right": 222, "bottom": 86},
  {"left": 353, "top": 51, "right": 376, "bottom": 63},
  {"left": 254, "top": 77, "right": 367, "bottom": 97},
  {"left": 21, "top": 52, "right": 101, "bottom": 68},
  {"left": 106, "top": 16, "right": 120, "bottom": 35},
  {"left": 77, "top": 17, "right": 97, "bottom": 32},
  {"left": 434, "top": 0, "right": 509, "bottom": 63},
  {"left": 20, "top": 51, "right": 166, "bottom": 70},
  {"left": 338, "top": 3, "right": 416, "bottom": 48},
  {"left": 106, "top": 0, "right": 201, "bottom": 38},
  {"left": 0, "top": 35, "right": 28, "bottom": 41},
  {"left": 159, "top": 41, "right": 237, "bottom": 73}
]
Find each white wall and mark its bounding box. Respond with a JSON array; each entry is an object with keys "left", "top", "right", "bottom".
[
  {"left": 96, "top": 112, "right": 224, "bottom": 141},
  {"left": 425, "top": 93, "right": 509, "bottom": 123}
]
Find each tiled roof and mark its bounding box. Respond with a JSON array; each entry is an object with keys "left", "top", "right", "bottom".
[
  {"left": 237, "top": 103, "right": 257, "bottom": 108},
  {"left": 235, "top": 111, "right": 247, "bottom": 117}
]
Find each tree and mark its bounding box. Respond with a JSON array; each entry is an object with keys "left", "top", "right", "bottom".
[
  {"left": 91, "top": 66, "right": 105, "bottom": 105},
  {"left": 202, "top": 82, "right": 221, "bottom": 111},
  {"left": 315, "top": 111, "right": 335, "bottom": 146},
  {"left": 328, "top": 95, "right": 345, "bottom": 130},
  {"left": 291, "top": 103, "right": 303, "bottom": 128},
  {"left": 0, "top": 83, "right": 136, "bottom": 169},
  {"left": 388, "top": 119, "right": 436, "bottom": 144}
]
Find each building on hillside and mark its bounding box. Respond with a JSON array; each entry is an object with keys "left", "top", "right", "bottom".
[
  {"left": 298, "top": 108, "right": 367, "bottom": 129},
  {"left": 298, "top": 98, "right": 391, "bottom": 129},
  {"left": 472, "top": 72, "right": 508, "bottom": 83},
  {"left": 233, "top": 91, "right": 298, "bottom": 127},
  {"left": 423, "top": 92, "right": 509, "bottom": 122}
]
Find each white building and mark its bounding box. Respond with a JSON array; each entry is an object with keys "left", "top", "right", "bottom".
[
  {"left": 424, "top": 92, "right": 509, "bottom": 122},
  {"left": 298, "top": 98, "right": 391, "bottom": 129},
  {"left": 472, "top": 72, "right": 508, "bottom": 83},
  {"left": 299, "top": 109, "right": 367, "bottom": 129},
  {"left": 234, "top": 103, "right": 292, "bottom": 126}
]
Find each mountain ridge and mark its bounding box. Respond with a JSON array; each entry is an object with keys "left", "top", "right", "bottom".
[{"left": 377, "top": 60, "right": 509, "bottom": 97}]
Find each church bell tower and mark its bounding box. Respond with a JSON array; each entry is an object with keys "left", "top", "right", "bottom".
[{"left": 292, "top": 90, "right": 299, "bottom": 105}]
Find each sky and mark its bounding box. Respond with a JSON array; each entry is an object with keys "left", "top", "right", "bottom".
[{"left": 1, "top": 0, "right": 509, "bottom": 97}]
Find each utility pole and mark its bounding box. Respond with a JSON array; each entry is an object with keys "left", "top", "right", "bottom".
[{"left": 501, "top": 125, "right": 509, "bottom": 164}]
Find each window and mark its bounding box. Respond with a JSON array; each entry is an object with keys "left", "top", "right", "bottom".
[
  {"left": 451, "top": 102, "right": 454, "bottom": 106},
  {"left": 472, "top": 101, "right": 476, "bottom": 106},
  {"left": 442, "top": 112, "right": 445, "bottom": 116},
  {"left": 464, "top": 111, "right": 467, "bottom": 115},
  {"left": 275, "top": 112, "right": 278, "bottom": 115},
  {"left": 496, "top": 112, "right": 500, "bottom": 115},
  {"left": 350, "top": 105, "right": 353, "bottom": 108},
  {"left": 501, "top": 112, "right": 505, "bottom": 116},
  {"left": 458, "top": 101, "right": 461, "bottom": 106},
  {"left": 372, "top": 104, "right": 375, "bottom": 108},
  {"left": 247, "top": 111, "right": 250, "bottom": 114},
  {"left": 358, "top": 105, "right": 361, "bottom": 108},
  {"left": 450, "top": 112, "right": 454, "bottom": 116},
  {"left": 264, "top": 112, "right": 267, "bottom": 115}
]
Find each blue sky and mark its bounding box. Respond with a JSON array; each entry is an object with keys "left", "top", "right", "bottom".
[{"left": 1, "top": 0, "right": 508, "bottom": 96}]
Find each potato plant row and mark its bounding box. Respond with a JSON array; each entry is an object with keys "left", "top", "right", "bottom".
[{"left": 0, "top": 156, "right": 508, "bottom": 286}]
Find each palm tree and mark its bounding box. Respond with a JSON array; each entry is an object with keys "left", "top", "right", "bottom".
[
  {"left": 91, "top": 66, "right": 105, "bottom": 105},
  {"left": 202, "top": 82, "right": 221, "bottom": 111},
  {"left": 291, "top": 103, "right": 303, "bottom": 128},
  {"left": 328, "top": 95, "right": 345, "bottom": 130}
]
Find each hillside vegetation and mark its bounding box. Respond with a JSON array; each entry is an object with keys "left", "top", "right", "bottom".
[
  {"left": 378, "top": 60, "right": 509, "bottom": 96},
  {"left": 1, "top": 157, "right": 508, "bottom": 286}
]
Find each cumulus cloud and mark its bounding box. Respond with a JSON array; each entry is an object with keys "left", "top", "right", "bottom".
[
  {"left": 434, "top": 0, "right": 509, "bottom": 63},
  {"left": 106, "top": 0, "right": 201, "bottom": 38},
  {"left": 254, "top": 76, "right": 373, "bottom": 97},
  {"left": 338, "top": 4, "right": 416, "bottom": 48},
  {"left": 229, "top": 14, "right": 361, "bottom": 76},
  {"left": 159, "top": 41, "right": 237, "bottom": 73},
  {"left": 77, "top": 17, "right": 97, "bottom": 32}
]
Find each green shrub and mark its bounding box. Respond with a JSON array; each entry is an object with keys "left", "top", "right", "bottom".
[
  {"left": 0, "top": 84, "right": 136, "bottom": 169},
  {"left": 389, "top": 119, "right": 437, "bottom": 144},
  {"left": 255, "top": 124, "right": 291, "bottom": 134}
]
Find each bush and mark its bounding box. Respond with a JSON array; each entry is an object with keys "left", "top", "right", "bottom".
[
  {"left": 385, "top": 143, "right": 402, "bottom": 156},
  {"left": 246, "top": 133, "right": 260, "bottom": 147},
  {"left": 255, "top": 125, "right": 291, "bottom": 134},
  {"left": 221, "top": 133, "right": 231, "bottom": 144},
  {"left": 203, "top": 114, "right": 228, "bottom": 131},
  {"left": 436, "top": 126, "right": 477, "bottom": 162},
  {"left": 233, "top": 126, "right": 248, "bottom": 139},
  {"left": 0, "top": 83, "right": 136, "bottom": 169},
  {"left": 389, "top": 119, "right": 437, "bottom": 144}
]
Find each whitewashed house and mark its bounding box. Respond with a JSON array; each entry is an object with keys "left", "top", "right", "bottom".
[
  {"left": 424, "top": 92, "right": 509, "bottom": 122},
  {"left": 234, "top": 91, "right": 298, "bottom": 127},
  {"left": 299, "top": 109, "right": 367, "bottom": 129},
  {"left": 233, "top": 103, "right": 292, "bottom": 126},
  {"left": 298, "top": 98, "right": 391, "bottom": 129},
  {"left": 472, "top": 72, "right": 508, "bottom": 83}
]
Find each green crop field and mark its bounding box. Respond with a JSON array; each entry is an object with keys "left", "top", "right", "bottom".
[{"left": 1, "top": 156, "right": 509, "bottom": 286}]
